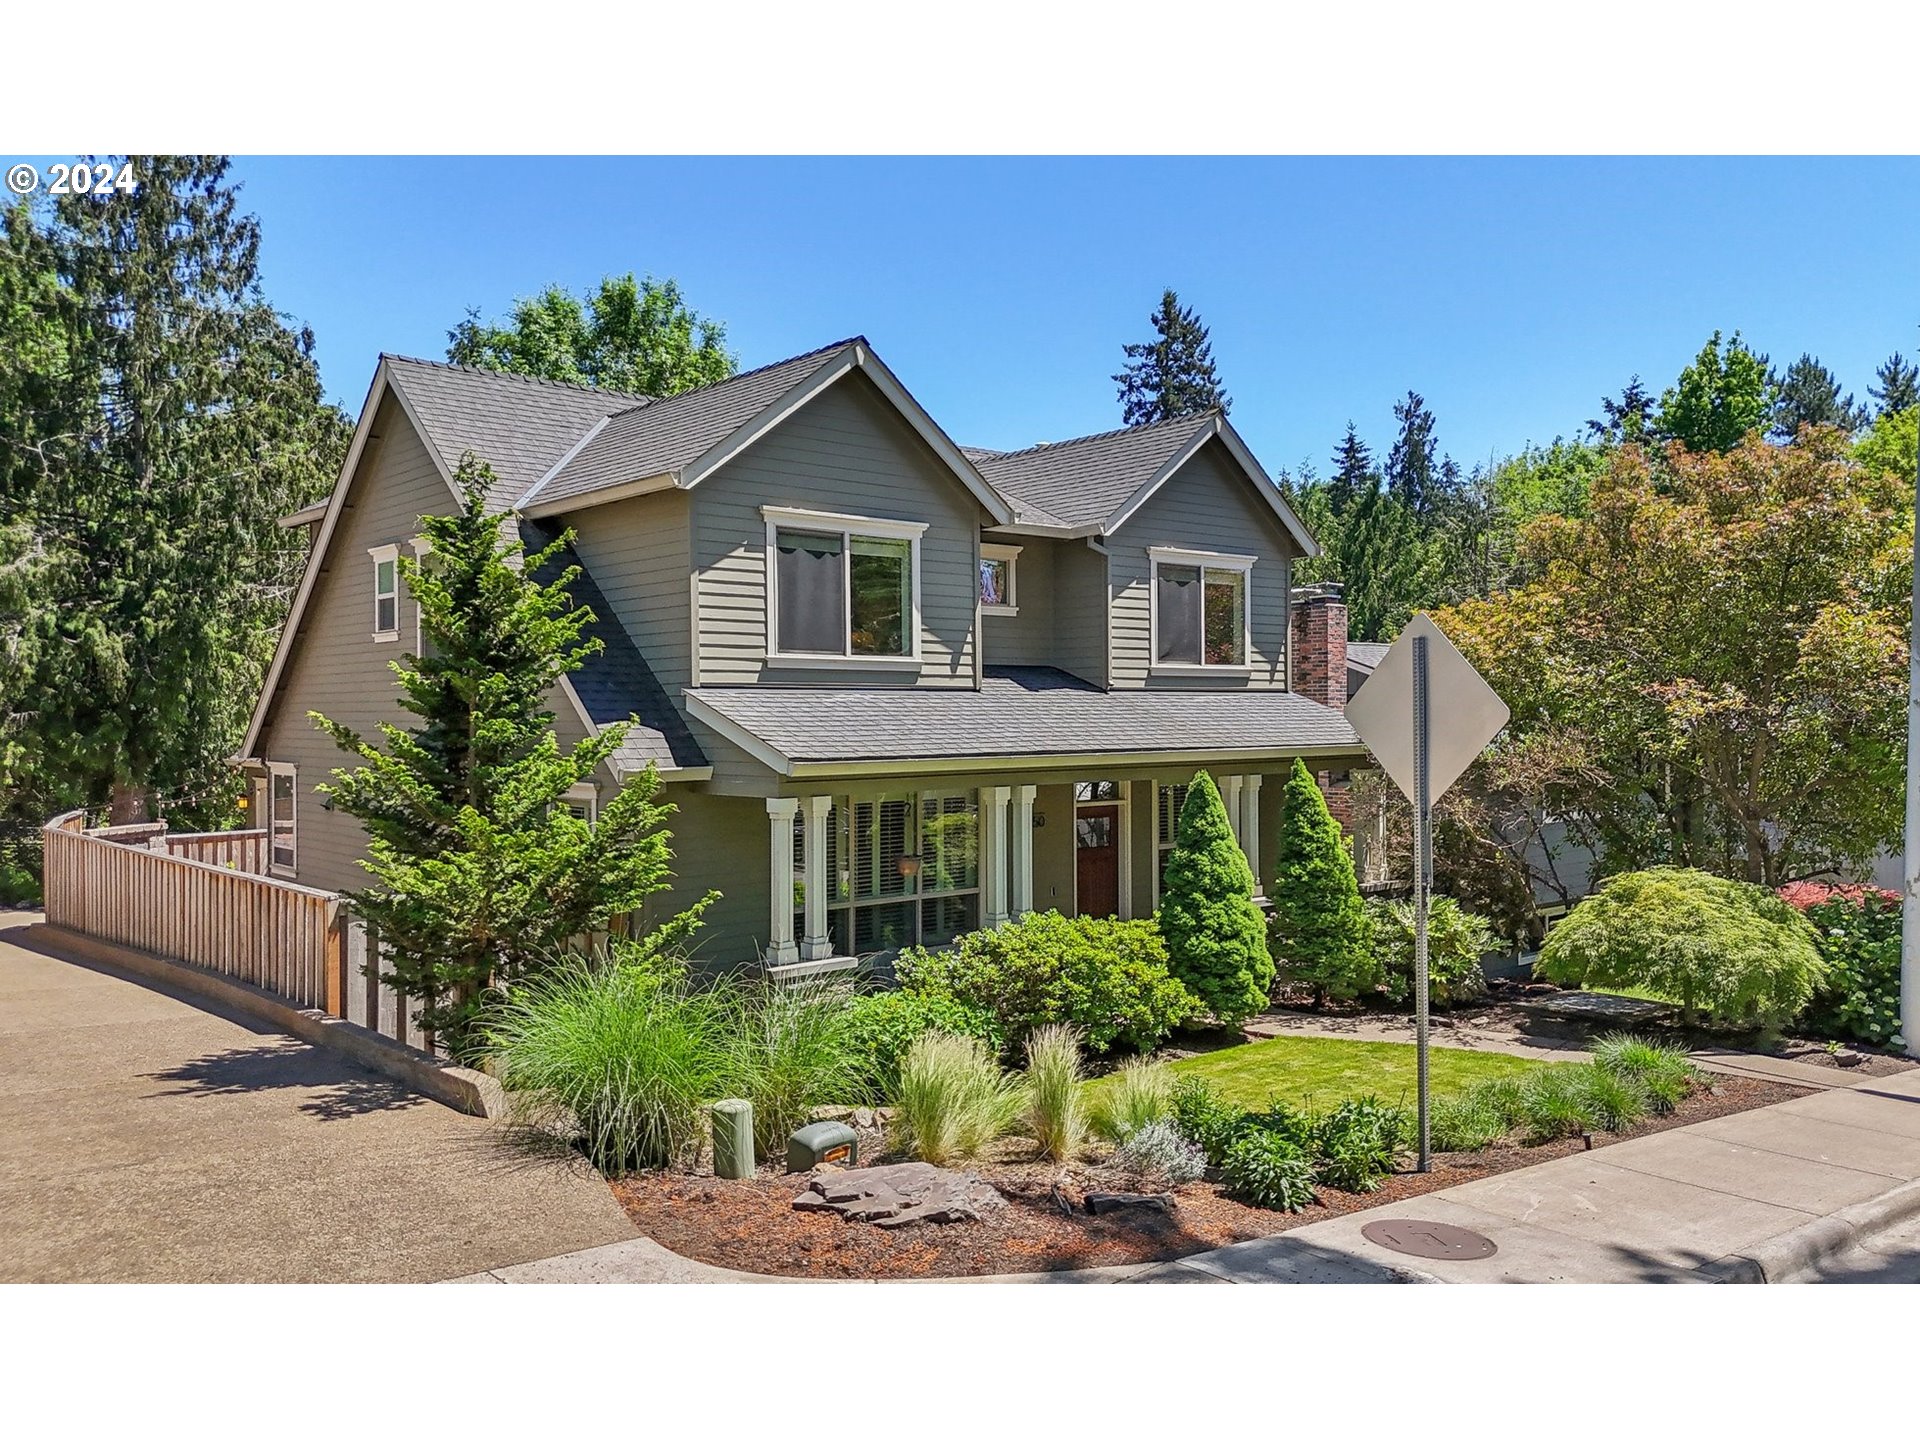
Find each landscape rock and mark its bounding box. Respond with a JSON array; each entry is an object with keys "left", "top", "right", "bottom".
[
  {"left": 792, "top": 1161, "right": 1002, "bottom": 1228},
  {"left": 1084, "top": 1192, "right": 1175, "bottom": 1216}
]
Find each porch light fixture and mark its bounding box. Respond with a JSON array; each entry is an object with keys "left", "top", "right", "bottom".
[{"left": 896, "top": 853, "right": 922, "bottom": 879}]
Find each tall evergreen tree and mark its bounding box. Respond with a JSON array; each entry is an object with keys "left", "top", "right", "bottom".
[
  {"left": 1771, "top": 353, "right": 1868, "bottom": 438},
  {"left": 1327, "top": 423, "right": 1375, "bottom": 516},
  {"left": 315, "top": 459, "right": 714, "bottom": 1056},
  {"left": 1113, "top": 288, "right": 1230, "bottom": 426},
  {"left": 1656, "top": 330, "right": 1774, "bottom": 452},
  {"left": 1156, "top": 771, "right": 1271, "bottom": 1024},
  {"left": 1871, "top": 352, "right": 1919, "bottom": 416},
  {"left": 17, "top": 156, "right": 348, "bottom": 823},
  {"left": 1586, "top": 376, "right": 1655, "bottom": 444},
  {"left": 448, "top": 273, "right": 735, "bottom": 396},
  {"left": 1386, "top": 391, "right": 1444, "bottom": 515},
  {"left": 1267, "top": 758, "right": 1375, "bottom": 1005}
]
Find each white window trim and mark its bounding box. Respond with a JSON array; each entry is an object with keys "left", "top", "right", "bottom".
[
  {"left": 980, "top": 541, "right": 1021, "bottom": 616},
  {"left": 761, "top": 506, "right": 926, "bottom": 665},
  {"left": 563, "top": 783, "right": 598, "bottom": 826},
  {"left": 368, "top": 543, "right": 401, "bottom": 643},
  {"left": 1150, "top": 780, "right": 1190, "bottom": 911},
  {"left": 408, "top": 536, "right": 430, "bottom": 654},
  {"left": 267, "top": 762, "right": 297, "bottom": 877},
  {"left": 1148, "top": 546, "right": 1255, "bottom": 675}
]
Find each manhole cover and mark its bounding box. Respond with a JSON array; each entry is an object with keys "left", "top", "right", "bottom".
[{"left": 1361, "top": 1219, "right": 1498, "bottom": 1261}]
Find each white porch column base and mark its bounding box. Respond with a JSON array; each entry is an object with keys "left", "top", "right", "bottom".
[
  {"left": 1243, "top": 774, "right": 1264, "bottom": 896},
  {"left": 765, "top": 797, "right": 800, "bottom": 966},
  {"left": 800, "top": 794, "right": 833, "bottom": 960},
  {"left": 983, "top": 785, "right": 1011, "bottom": 928},
  {"left": 1010, "top": 784, "right": 1036, "bottom": 917}
]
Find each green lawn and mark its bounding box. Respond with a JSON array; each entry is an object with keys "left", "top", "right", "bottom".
[{"left": 1100, "top": 1034, "right": 1564, "bottom": 1111}]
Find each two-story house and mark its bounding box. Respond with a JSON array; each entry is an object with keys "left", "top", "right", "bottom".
[{"left": 238, "top": 338, "right": 1365, "bottom": 973}]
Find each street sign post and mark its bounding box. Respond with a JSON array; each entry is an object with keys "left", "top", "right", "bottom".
[{"left": 1344, "top": 613, "right": 1510, "bottom": 1170}]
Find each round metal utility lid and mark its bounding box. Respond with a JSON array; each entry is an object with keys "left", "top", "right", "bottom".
[{"left": 1361, "top": 1219, "right": 1498, "bottom": 1261}]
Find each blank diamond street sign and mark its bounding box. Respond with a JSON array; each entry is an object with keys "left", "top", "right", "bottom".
[{"left": 1344, "top": 613, "right": 1509, "bottom": 806}]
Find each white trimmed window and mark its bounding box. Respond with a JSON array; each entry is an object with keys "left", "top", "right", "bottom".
[
  {"left": 763, "top": 507, "right": 925, "bottom": 667},
  {"left": 1149, "top": 546, "right": 1253, "bottom": 672},
  {"left": 267, "top": 763, "right": 297, "bottom": 875},
  {"left": 368, "top": 544, "right": 400, "bottom": 641},
  {"left": 979, "top": 542, "right": 1020, "bottom": 614},
  {"left": 793, "top": 789, "right": 981, "bottom": 953},
  {"left": 1152, "top": 781, "right": 1190, "bottom": 906},
  {"left": 409, "top": 536, "right": 431, "bottom": 654},
  {"left": 563, "top": 784, "right": 598, "bottom": 826}
]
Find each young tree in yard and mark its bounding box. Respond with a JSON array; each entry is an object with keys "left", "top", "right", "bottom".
[
  {"left": 1437, "top": 429, "right": 1910, "bottom": 888},
  {"left": 1267, "top": 758, "right": 1375, "bottom": 1005},
  {"left": 314, "top": 458, "right": 715, "bottom": 1058},
  {"left": 1157, "top": 771, "right": 1272, "bottom": 1024},
  {"left": 1655, "top": 330, "right": 1774, "bottom": 453},
  {"left": 448, "top": 273, "right": 735, "bottom": 397},
  {"left": 1113, "top": 289, "right": 1230, "bottom": 426},
  {"left": 1770, "top": 353, "right": 1868, "bottom": 439}
]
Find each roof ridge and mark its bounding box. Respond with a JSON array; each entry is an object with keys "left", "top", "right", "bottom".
[
  {"left": 589, "top": 335, "right": 866, "bottom": 423},
  {"left": 380, "top": 353, "right": 644, "bottom": 402},
  {"left": 976, "top": 409, "right": 1218, "bottom": 462}
]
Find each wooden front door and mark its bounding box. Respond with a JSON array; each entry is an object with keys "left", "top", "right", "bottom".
[{"left": 1075, "top": 804, "right": 1121, "bottom": 919}]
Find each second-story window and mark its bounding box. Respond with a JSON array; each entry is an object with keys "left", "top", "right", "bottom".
[
  {"left": 368, "top": 543, "right": 400, "bottom": 642},
  {"left": 979, "top": 542, "right": 1020, "bottom": 613},
  {"left": 1150, "top": 547, "right": 1254, "bottom": 670},
  {"left": 764, "top": 507, "right": 925, "bottom": 665}
]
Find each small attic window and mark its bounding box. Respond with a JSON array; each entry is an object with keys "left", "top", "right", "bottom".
[{"left": 368, "top": 544, "right": 400, "bottom": 641}]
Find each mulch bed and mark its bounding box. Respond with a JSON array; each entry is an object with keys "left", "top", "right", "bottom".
[{"left": 606, "top": 1074, "right": 1803, "bottom": 1280}]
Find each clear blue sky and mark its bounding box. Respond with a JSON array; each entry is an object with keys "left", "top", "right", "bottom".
[{"left": 235, "top": 156, "right": 1920, "bottom": 475}]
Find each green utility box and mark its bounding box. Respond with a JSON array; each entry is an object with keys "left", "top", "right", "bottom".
[
  {"left": 711, "top": 1099, "right": 755, "bottom": 1179},
  {"left": 787, "top": 1120, "right": 858, "bottom": 1173}
]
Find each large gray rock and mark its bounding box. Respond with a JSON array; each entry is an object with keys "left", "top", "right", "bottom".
[{"left": 794, "top": 1162, "right": 1001, "bottom": 1228}]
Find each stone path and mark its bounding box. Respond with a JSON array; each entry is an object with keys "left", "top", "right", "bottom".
[{"left": 1, "top": 916, "right": 636, "bottom": 1282}]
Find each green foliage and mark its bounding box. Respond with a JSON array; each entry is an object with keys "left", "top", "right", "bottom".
[
  {"left": 889, "top": 1032, "right": 1024, "bottom": 1166},
  {"left": 1589, "top": 1032, "right": 1701, "bottom": 1113},
  {"left": 898, "top": 910, "right": 1197, "bottom": 1055},
  {"left": 1219, "top": 1129, "right": 1317, "bottom": 1211},
  {"left": 1157, "top": 772, "right": 1272, "bottom": 1024},
  {"left": 1870, "top": 353, "right": 1918, "bottom": 416},
  {"left": 841, "top": 989, "right": 1003, "bottom": 1100},
  {"left": 314, "top": 462, "right": 716, "bottom": 1056},
  {"left": 1022, "top": 1024, "right": 1086, "bottom": 1163},
  {"left": 1788, "top": 885, "right": 1904, "bottom": 1045},
  {"left": 1369, "top": 895, "right": 1496, "bottom": 1008},
  {"left": 1772, "top": 353, "right": 1868, "bottom": 438},
  {"left": 1113, "top": 288, "right": 1229, "bottom": 426},
  {"left": 1089, "top": 1056, "right": 1175, "bottom": 1145},
  {"left": 1539, "top": 868, "right": 1826, "bottom": 1030},
  {"left": 726, "top": 978, "right": 869, "bottom": 1158},
  {"left": 1268, "top": 758, "right": 1376, "bottom": 1003},
  {"left": 1171, "top": 1074, "right": 1244, "bottom": 1166},
  {"left": 447, "top": 273, "right": 735, "bottom": 397},
  {"left": 1657, "top": 330, "right": 1775, "bottom": 452},
  {"left": 1854, "top": 405, "right": 1918, "bottom": 484},
  {"left": 1430, "top": 1087, "right": 1516, "bottom": 1153},
  {"left": 1310, "top": 1097, "right": 1413, "bottom": 1193},
  {"left": 483, "top": 950, "right": 733, "bottom": 1176}
]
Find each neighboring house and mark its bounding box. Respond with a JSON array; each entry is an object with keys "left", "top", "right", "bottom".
[{"left": 238, "top": 338, "right": 1365, "bottom": 974}]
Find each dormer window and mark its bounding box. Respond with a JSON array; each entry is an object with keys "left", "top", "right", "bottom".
[
  {"left": 763, "top": 506, "right": 925, "bottom": 668},
  {"left": 1150, "top": 546, "right": 1253, "bottom": 672},
  {"left": 980, "top": 542, "right": 1020, "bottom": 614},
  {"left": 368, "top": 544, "right": 400, "bottom": 642}
]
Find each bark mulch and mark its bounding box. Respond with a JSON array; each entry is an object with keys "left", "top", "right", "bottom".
[{"left": 606, "top": 1074, "right": 1803, "bottom": 1280}]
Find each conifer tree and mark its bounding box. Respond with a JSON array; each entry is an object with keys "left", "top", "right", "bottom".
[
  {"left": 1770, "top": 353, "right": 1868, "bottom": 438},
  {"left": 1386, "top": 391, "right": 1446, "bottom": 516},
  {"left": 1156, "top": 771, "right": 1272, "bottom": 1024},
  {"left": 314, "top": 458, "right": 714, "bottom": 1057},
  {"left": 1327, "top": 423, "right": 1375, "bottom": 516},
  {"left": 1871, "top": 353, "right": 1918, "bottom": 416},
  {"left": 1113, "top": 288, "right": 1230, "bottom": 426},
  {"left": 1267, "top": 759, "right": 1375, "bottom": 1005},
  {"left": 1587, "top": 376, "right": 1655, "bottom": 445}
]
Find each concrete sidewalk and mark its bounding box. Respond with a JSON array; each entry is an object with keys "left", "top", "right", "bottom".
[{"left": 0, "top": 916, "right": 637, "bottom": 1282}]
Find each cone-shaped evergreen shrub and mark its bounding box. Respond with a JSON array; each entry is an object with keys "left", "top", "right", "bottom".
[
  {"left": 1157, "top": 771, "right": 1273, "bottom": 1023},
  {"left": 1268, "top": 758, "right": 1376, "bottom": 1004}
]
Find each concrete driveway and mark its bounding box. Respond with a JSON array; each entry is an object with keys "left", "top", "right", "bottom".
[{"left": 0, "top": 914, "right": 636, "bottom": 1282}]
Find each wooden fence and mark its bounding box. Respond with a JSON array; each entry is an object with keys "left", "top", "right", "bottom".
[{"left": 41, "top": 811, "right": 428, "bottom": 1052}]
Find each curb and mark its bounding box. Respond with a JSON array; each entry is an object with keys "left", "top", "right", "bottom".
[
  {"left": 27, "top": 923, "right": 508, "bottom": 1119},
  {"left": 1699, "top": 1175, "right": 1920, "bottom": 1283}
]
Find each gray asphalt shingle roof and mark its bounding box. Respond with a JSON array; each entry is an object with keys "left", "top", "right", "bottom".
[
  {"left": 382, "top": 356, "right": 632, "bottom": 509},
  {"left": 686, "top": 665, "right": 1360, "bottom": 767},
  {"left": 1346, "top": 642, "right": 1390, "bottom": 673},
  {"left": 970, "top": 413, "right": 1216, "bottom": 530}
]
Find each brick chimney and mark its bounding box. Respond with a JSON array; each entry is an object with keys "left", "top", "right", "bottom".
[{"left": 1290, "top": 580, "right": 1349, "bottom": 711}]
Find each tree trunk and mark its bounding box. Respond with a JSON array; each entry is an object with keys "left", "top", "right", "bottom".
[{"left": 108, "top": 781, "right": 151, "bottom": 825}]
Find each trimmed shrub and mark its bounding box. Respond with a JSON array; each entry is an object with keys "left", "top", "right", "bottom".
[
  {"left": 1115, "top": 1119, "right": 1208, "bottom": 1185},
  {"left": 842, "top": 989, "right": 1003, "bottom": 1100},
  {"left": 484, "top": 953, "right": 733, "bottom": 1176},
  {"left": 1310, "top": 1097, "right": 1412, "bottom": 1193},
  {"left": 1022, "top": 1024, "right": 1086, "bottom": 1162},
  {"left": 1220, "top": 1129, "right": 1317, "bottom": 1211},
  {"left": 1589, "top": 1032, "right": 1700, "bottom": 1113},
  {"left": 1157, "top": 771, "right": 1274, "bottom": 1024},
  {"left": 1371, "top": 895, "right": 1495, "bottom": 1008},
  {"left": 898, "top": 910, "right": 1197, "bottom": 1055},
  {"left": 1171, "top": 1074, "right": 1244, "bottom": 1165},
  {"left": 1089, "top": 1056, "right": 1175, "bottom": 1145},
  {"left": 890, "top": 1032, "right": 1023, "bottom": 1166},
  {"left": 1538, "top": 867, "right": 1826, "bottom": 1031},
  {"left": 1786, "top": 883, "right": 1903, "bottom": 1046},
  {"left": 1268, "top": 758, "right": 1377, "bottom": 1004},
  {"left": 725, "top": 977, "right": 869, "bottom": 1158}
]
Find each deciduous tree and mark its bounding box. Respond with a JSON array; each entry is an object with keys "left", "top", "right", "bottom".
[{"left": 1655, "top": 330, "right": 1774, "bottom": 452}]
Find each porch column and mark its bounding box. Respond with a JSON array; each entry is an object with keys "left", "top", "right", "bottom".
[
  {"left": 1242, "top": 774, "right": 1264, "bottom": 896},
  {"left": 1009, "top": 784, "right": 1036, "bottom": 917},
  {"left": 1222, "top": 775, "right": 1245, "bottom": 846},
  {"left": 765, "top": 797, "right": 800, "bottom": 965},
  {"left": 800, "top": 794, "right": 833, "bottom": 960},
  {"left": 983, "top": 785, "right": 1011, "bottom": 929}
]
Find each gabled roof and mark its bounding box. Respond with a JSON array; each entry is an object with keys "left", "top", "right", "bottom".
[
  {"left": 1346, "top": 641, "right": 1390, "bottom": 674},
  {"left": 684, "top": 665, "right": 1361, "bottom": 777},
  {"left": 974, "top": 410, "right": 1319, "bottom": 555}
]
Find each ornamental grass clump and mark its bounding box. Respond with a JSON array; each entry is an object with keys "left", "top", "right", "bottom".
[
  {"left": 725, "top": 977, "right": 869, "bottom": 1158},
  {"left": 841, "top": 989, "right": 1003, "bottom": 1101},
  {"left": 891, "top": 1032, "right": 1023, "bottom": 1166},
  {"left": 1589, "top": 1032, "right": 1701, "bottom": 1114},
  {"left": 1022, "top": 1024, "right": 1087, "bottom": 1163},
  {"left": 1089, "top": 1056, "right": 1175, "bottom": 1144}
]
